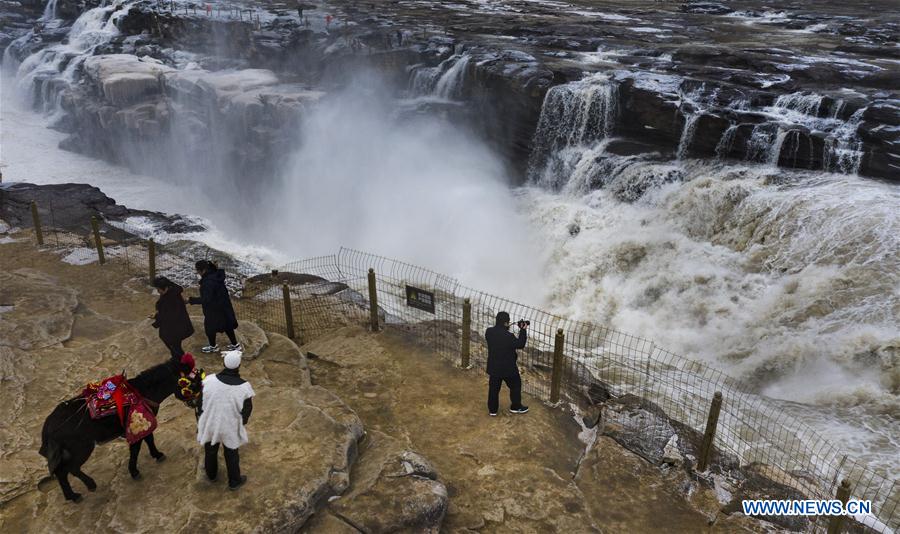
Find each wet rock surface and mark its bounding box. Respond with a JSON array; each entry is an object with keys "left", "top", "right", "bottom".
[{"left": 0, "top": 182, "right": 203, "bottom": 235}]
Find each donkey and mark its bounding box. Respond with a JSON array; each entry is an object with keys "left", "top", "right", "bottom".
[{"left": 39, "top": 360, "right": 189, "bottom": 502}]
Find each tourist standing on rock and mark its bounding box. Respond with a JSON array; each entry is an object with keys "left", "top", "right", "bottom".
[
  {"left": 151, "top": 276, "right": 195, "bottom": 360},
  {"left": 485, "top": 312, "right": 529, "bottom": 416},
  {"left": 197, "top": 350, "right": 253, "bottom": 490},
  {"left": 189, "top": 260, "right": 240, "bottom": 354}
]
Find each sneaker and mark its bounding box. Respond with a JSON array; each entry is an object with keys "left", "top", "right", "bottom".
[
  {"left": 201, "top": 345, "right": 219, "bottom": 354},
  {"left": 225, "top": 343, "right": 243, "bottom": 351},
  {"left": 509, "top": 406, "right": 529, "bottom": 414},
  {"left": 228, "top": 475, "right": 247, "bottom": 490},
  {"left": 489, "top": 412, "right": 498, "bottom": 417}
]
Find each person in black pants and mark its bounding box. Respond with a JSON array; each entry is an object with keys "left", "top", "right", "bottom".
[
  {"left": 151, "top": 276, "right": 195, "bottom": 360},
  {"left": 189, "top": 260, "right": 240, "bottom": 353},
  {"left": 197, "top": 350, "right": 253, "bottom": 490},
  {"left": 485, "top": 311, "right": 528, "bottom": 416}
]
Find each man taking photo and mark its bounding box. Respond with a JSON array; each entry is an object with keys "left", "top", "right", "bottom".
[{"left": 485, "top": 312, "right": 529, "bottom": 416}]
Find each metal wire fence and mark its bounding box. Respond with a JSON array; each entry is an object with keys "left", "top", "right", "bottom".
[{"left": 1, "top": 198, "right": 896, "bottom": 533}]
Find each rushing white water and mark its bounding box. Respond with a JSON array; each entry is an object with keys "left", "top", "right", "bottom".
[
  {"left": 432, "top": 54, "right": 470, "bottom": 99},
  {"left": 8, "top": 1, "right": 130, "bottom": 115},
  {"left": 409, "top": 53, "right": 471, "bottom": 100},
  {"left": 714, "top": 123, "right": 738, "bottom": 159},
  {"left": 761, "top": 92, "right": 866, "bottom": 174},
  {"left": 520, "top": 165, "right": 899, "bottom": 475},
  {"left": 41, "top": 0, "right": 59, "bottom": 21},
  {"left": 523, "top": 76, "right": 899, "bottom": 479},
  {"left": 528, "top": 74, "right": 618, "bottom": 188},
  {"left": 676, "top": 112, "right": 700, "bottom": 160}
]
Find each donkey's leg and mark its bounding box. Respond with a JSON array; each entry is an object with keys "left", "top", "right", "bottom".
[
  {"left": 69, "top": 442, "right": 97, "bottom": 491},
  {"left": 144, "top": 433, "right": 166, "bottom": 462},
  {"left": 128, "top": 441, "right": 143, "bottom": 480},
  {"left": 72, "top": 469, "right": 97, "bottom": 491},
  {"left": 55, "top": 467, "right": 82, "bottom": 502}
]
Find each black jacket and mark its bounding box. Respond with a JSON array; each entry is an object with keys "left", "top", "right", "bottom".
[
  {"left": 189, "top": 269, "right": 238, "bottom": 333},
  {"left": 485, "top": 325, "right": 526, "bottom": 377},
  {"left": 152, "top": 285, "right": 195, "bottom": 346}
]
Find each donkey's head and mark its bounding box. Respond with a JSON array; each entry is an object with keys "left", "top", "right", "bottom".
[{"left": 129, "top": 359, "right": 192, "bottom": 404}]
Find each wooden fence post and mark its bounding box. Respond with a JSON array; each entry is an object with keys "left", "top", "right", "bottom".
[
  {"left": 367, "top": 268, "right": 379, "bottom": 332},
  {"left": 148, "top": 238, "right": 156, "bottom": 280},
  {"left": 30, "top": 201, "right": 43, "bottom": 246},
  {"left": 698, "top": 392, "right": 723, "bottom": 471},
  {"left": 282, "top": 283, "right": 296, "bottom": 339},
  {"left": 460, "top": 298, "right": 471, "bottom": 368},
  {"left": 550, "top": 329, "right": 565, "bottom": 404},
  {"left": 90, "top": 216, "right": 105, "bottom": 265},
  {"left": 826, "top": 479, "right": 852, "bottom": 534}
]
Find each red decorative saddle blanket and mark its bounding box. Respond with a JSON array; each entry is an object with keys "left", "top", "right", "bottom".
[{"left": 81, "top": 375, "right": 157, "bottom": 444}]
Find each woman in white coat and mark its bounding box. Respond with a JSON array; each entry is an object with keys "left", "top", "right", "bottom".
[{"left": 196, "top": 350, "right": 254, "bottom": 490}]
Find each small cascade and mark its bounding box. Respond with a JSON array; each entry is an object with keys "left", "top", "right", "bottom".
[
  {"left": 41, "top": 0, "right": 59, "bottom": 21},
  {"left": 12, "top": 2, "right": 130, "bottom": 112},
  {"left": 823, "top": 108, "right": 866, "bottom": 175},
  {"left": 433, "top": 54, "right": 470, "bottom": 99},
  {"left": 745, "top": 124, "right": 776, "bottom": 163},
  {"left": 760, "top": 92, "right": 866, "bottom": 174},
  {"left": 767, "top": 128, "right": 791, "bottom": 166},
  {"left": 527, "top": 74, "right": 619, "bottom": 189},
  {"left": 830, "top": 100, "right": 847, "bottom": 119},
  {"left": 409, "top": 65, "right": 439, "bottom": 95},
  {"left": 700, "top": 91, "right": 868, "bottom": 176},
  {"left": 408, "top": 54, "right": 471, "bottom": 100},
  {"left": 676, "top": 113, "right": 700, "bottom": 160},
  {"left": 715, "top": 124, "right": 738, "bottom": 159},
  {"left": 773, "top": 92, "right": 824, "bottom": 117}
]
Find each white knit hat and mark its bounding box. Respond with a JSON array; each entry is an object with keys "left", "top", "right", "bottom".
[{"left": 223, "top": 350, "right": 242, "bottom": 370}]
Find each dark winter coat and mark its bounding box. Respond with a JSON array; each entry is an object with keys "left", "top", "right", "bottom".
[
  {"left": 189, "top": 269, "right": 238, "bottom": 333},
  {"left": 485, "top": 325, "right": 527, "bottom": 377},
  {"left": 152, "top": 284, "right": 194, "bottom": 346}
]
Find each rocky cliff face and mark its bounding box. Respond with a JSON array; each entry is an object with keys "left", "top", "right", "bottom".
[{"left": 3, "top": 0, "right": 898, "bottom": 187}]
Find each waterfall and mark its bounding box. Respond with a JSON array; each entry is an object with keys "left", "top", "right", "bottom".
[
  {"left": 767, "top": 128, "right": 790, "bottom": 166},
  {"left": 12, "top": 2, "right": 129, "bottom": 112},
  {"left": 715, "top": 124, "right": 738, "bottom": 159},
  {"left": 830, "top": 99, "right": 846, "bottom": 119},
  {"left": 409, "top": 64, "right": 439, "bottom": 95},
  {"left": 527, "top": 74, "right": 618, "bottom": 189},
  {"left": 773, "top": 92, "right": 823, "bottom": 117},
  {"left": 676, "top": 113, "right": 700, "bottom": 160},
  {"left": 745, "top": 124, "right": 776, "bottom": 163},
  {"left": 40, "top": 0, "right": 59, "bottom": 21},
  {"left": 823, "top": 108, "right": 866, "bottom": 175},
  {"left": 760, "top": 92, "right": 866, "bottom": 175},
  {"left": 409, "top": 54, "right": 471, "bottom": 100},
  {"left": 433, "top": 54, "right": 470, "bottom": 99}
]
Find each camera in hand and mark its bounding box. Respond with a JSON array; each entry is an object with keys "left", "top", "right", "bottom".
[{"left": 517, "top": 319, "right": 530, "bottom": 329}]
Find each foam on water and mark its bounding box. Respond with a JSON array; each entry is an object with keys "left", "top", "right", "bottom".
[{"left": 519, "top": 164, "right": 899, "bottom": 476}]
